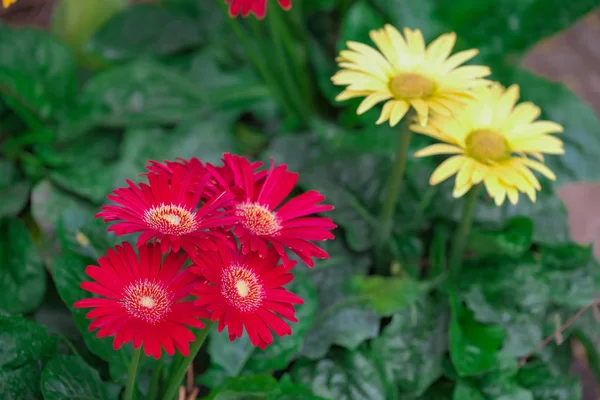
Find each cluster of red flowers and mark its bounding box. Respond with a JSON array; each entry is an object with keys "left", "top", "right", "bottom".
[{"left": 75, "top": 154, "right": 335, "bottom": 359}]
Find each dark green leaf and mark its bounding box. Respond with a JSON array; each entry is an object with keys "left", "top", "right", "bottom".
[
  {"left": 49, "top": 162, "right": 116, "bottom": 204},
  {"left": 0, "top": 26, "right": 77, "bottom": 110},
  {"left": 293, "top": 349, "right": 387, "bottom": 400},
  {"left": 517, "top": 364, "right": 581, "bottom": 400},
  {"left": 371, "top": 297, "right": 447, "bottom": 396},
  {"left": 0, "top": 315, "right": 58, "bottom": 400},
  {"left": 40, "top": 355, "right": 117, "bottom": 400},
  {"left": 0, "top": 67, "right": 53, "bottom": 125},
  {"left": 453, "top": 380, "right": 485, "bottom": 400},
  {"left": 63, "top": 61, "right": 208, "bottom": 138},
  {"left": 205, "top": 374, "right": 280, "bottom": 400},
  {"left": 53, "top": 252, "right": 131, "bottom": 382},
  {"left": 0, "top": 218, "right": 46, "bottom": 315},
  {"left": 113, "top": 113, "right": 238, "bottom": 186},
  {"left": 300, "top": 239, "right": 379, "bottom": 359},
  {"left": 348, "top": 276, "right": 423, "bottom": 316},
  {"left": 278, "top": 374, "right": 328, "bottom": 400},
  {"left": 0, "top": 160, "right": 30, "bottom": 218},
  {"left": 468, "top": 217, "right": 533, "bottom": 258},
  {"left": 449, "top": 292, "right": 505, "bottom": 377},
  {"left": 87, "top": 5, "right": 202, "bottom": 62}
]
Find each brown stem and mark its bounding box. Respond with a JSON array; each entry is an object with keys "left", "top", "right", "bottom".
[{"left": 519, "top": 299, "right": 600, "bottom": 367}]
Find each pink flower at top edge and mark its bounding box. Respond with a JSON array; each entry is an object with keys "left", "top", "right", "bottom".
[{"left": 225, "top": 0, "right": 291, "bottom": 19}]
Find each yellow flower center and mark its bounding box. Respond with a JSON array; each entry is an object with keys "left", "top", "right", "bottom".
[
  {"left": 143, "top": 203, "right": 198, "bottom": 236},
  {"left": 222, "top": 264, "right": 264, "bottom": 312},
  {"left": 236, "top": 202, "right": 281, "bottom": 236},
  {"left": 465, "top": 129, "right": 511, "bottom": 164},
  {"left": 122, "top": 280, "right": 173, "bottom": 324},
  {"left": 389, "top": 72, "right": 436, "bottom": 99},
  {"left": 235, "top": 280, "right": 250, "bottom": 297}
]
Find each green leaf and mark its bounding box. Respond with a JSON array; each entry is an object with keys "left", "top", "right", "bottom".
[
  {"left": 40, "top": 355, "right": 117, "bottom": 400},
  {"left": 371, "top": 297, "right": 447, "bottom": 396},
  {"left": 53, "top": 252, "right": 131, "bottom": 382},
  {"left": 0, "top": 315, "right": 58, "bottom": 400},
  {"left": 86, "top": 4, "right": 203, "bottom": 62},
  {"left": 113, "top": 113, "right": 238, "bottom": 186},
  {"left": 0, "top": 160, "right": 30, "bottom": 218},
  {"left": 0, "top": 26, "right": 77, "bottom": 115},
  {"left": 348, "top": 276, "right": 424, "bottom": 316},
  {"left": 468, "top": 217, "right": 533, "bottom": 258},
  {"left": 49, "top": 162, "right": 116, "bottom": 204},
  {"left": 0, "top": 67, "right": 53, "bottom": 126},
  {"left": 449, "top": 291, "right": 506, "bottom": 377},
  {"left": 293, "top": 349, "right": 387, "bottom": 400},
  {"left": 300, "top": 239, "right": 379, "bottom": 359},
  {"left": 517, "top": 364, "right": 582, "bottom": 400},
  {"left": 63, "top": 60, "right": 208, "bottom": 138},
  {"left": 0, "top": 218, "right": 46, "bottom": 315},
  {"left": 278, "top": 374, "right": 328, "bottom": 400},
  {"left": 453, "top": 380, "right": 485, "bottom": 400},
  {"left": 205, "top": 374, "right": 280, "bottom": 400}
]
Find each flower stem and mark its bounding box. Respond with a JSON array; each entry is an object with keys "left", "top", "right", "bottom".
[
  {"left": 448, "top": 185, "right": 481, "bottom": 277},
  {"left": 376, "top": 120, "right": 413, "bottom": 255},
  {"left": 124, "top": 347, "right": 142, "bottom": 400},
  {"left": 147, "top": 358, "right": 163, "bottom": 400},
  {"left": 162, "top": 321, "right": 214, "bottom": 400}
]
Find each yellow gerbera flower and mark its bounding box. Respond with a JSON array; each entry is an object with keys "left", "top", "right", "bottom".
[
  {"left": 413, "top": 83, "right": 565, "bottom": 206},
  {"left": 2, "top": 0, "right": 17, "bottom": 8},
  {"left": 331, "top": 25, "right": 491, "bottom": 127}
]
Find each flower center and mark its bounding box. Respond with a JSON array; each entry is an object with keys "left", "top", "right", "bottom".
[
  {"left": 236, "top": 202, "right": 281, "bottom": 236},
  {"left": 122, "top": 280, "right": 173, "bottom": 324},
  {"left": 465, "top": 129, "right": 511, "bottom": 164},
  {"left": 221, "top": 264, "right": 264, "bottom": 313},
  {"left": 389, "top": 72, "right": 436, "bottom": 99},
  {"left": 143, "top": 203, "right": 198, "bottom": 236}
]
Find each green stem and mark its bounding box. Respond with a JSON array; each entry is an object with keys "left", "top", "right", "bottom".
[
  {"left": 162, "top": 322, "right": 214, "bottom": 400},
  {"left": 376, "top": 119, "right": 413, "bottom": 253},
  {"left": 267, "top": 4, "right": 311, "bottom": 122},
  {"left": 448, "top": 185, "right": 481, "bottom": 277},
  {"left": 124, "top": 347, "right": 142, "bottom": 400},
  {"left": 215, "top": 0, "right": 296, "bottom": 120},
  {"left": 147, "top": 358, "right": 163, "bottom": 400}
]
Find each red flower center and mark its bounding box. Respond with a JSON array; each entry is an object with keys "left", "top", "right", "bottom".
[
  {"left": 143, "top": 203, "right": 198, "bottom": 236},
  {"left": 221, "top": 264, "right": 264, "bottom": 312},
  {"left": 236, "top": 202, "right": 281, "bottom": 236},
  {"left": 122, "top": 280, "right": 173, "bottom": 324}
]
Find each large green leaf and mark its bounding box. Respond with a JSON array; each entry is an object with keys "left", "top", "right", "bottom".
[
  {"left": 0, "top": 315, "right": 58, "bottom": 400},
  {"left": 0, "top": 218, "right": 46, "bottom": 315},
  {"left": 293, "top": 349, "right": 388, "bottom": 400},
  {"left": 449, "top": 291, "right": 506, "bottom": 377},
  {"left": 40, "top": 355, "right": 118, "bottom": 400},
  {"left": 299, "top": 240, "right": 379, "bottom": 359},
  {"left": 53, "top": 252, "right": 131, "bottom": 382},
  {"left": 86, "top": 4, "right": 203, "bottom": 62},
  {"left": 278, "top": 374, "right": 328, "bottom": 400},
  {"left": 516, "top": 364, "right": 581, "bottom": 400},
  {"left": 0, "top": 160, "right": 30, "bottom": 218},
  {"left": 467, "top": 217, "right": 533, "bottom": 258},
  {"left": 204, "top": 374, "right": 280, "bottom": 400},
  {"left": 348, "top": 275, "right": 424, "bottom": 316},
  {"left": 61, "top": 60, "right": 208, "bottom": 138},
  {"left": 371, "top": 297, "right": 447, "bottom": 396},
  {"left": 453, "top": 380, "right": 486, "bottom": 400},
  {"left": 0, "top": 67, "right": 53, "bottom": 126},
  {"left": 0, "top": 26, "right": 77, "bottom": 110}
]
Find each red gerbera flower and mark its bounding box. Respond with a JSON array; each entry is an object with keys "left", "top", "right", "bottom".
[
  {"left": 191, "top": 244, "right": 302, "bottom": 349},
  {"left": 97, "top": 166, "right": 237, "bottom": 254},
  {"left": 226, "top": 0, "right": 291, "bottom": 19},
  {"left": 74, "top": 242, "right": 209, "bottom": 359},
  {"left": 211, "top": 154, "right": 336, "bottom": 268}
]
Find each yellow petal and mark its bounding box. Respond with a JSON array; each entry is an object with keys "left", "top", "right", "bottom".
[
  {"left": 453, "top": 181, "right": 473, "bottom": 198},
  {"left": 376, "top": 100, "right": 395, "bottom": 125},
  {"left": 483, "top": 176, "right": 506, "bottom": 206},
  {"left": 442, "top": 49, "right": 479, "bottom": 72},
  {"left": 506, "top": 186, "right": 519, "bottom": 205},
  {"left": 389, "top": 100, "right": 410, "bottom": 126},
  {"left": 414, "top": 143, "right": 463, "bottom": 157},
  {"left": 410, "top": 99, "right": 429, "bottom": 126},
  {"left": 426, "top": 32, "right": 456, "bottom": 64},
  {"left": 335, "top": 90, "right": 370, "bottom": 101},
  {"left": 430, "top": 155, "right": 466, "bottom": 185},
  {"left": 520, "top": 158, "right": 557, "bottom": 180},
  {"left": 455, "top": 159, "right": 476, "bottom": 188},
  {"left": 357, "top": 93, "right": 393, "bottom": 115}
]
